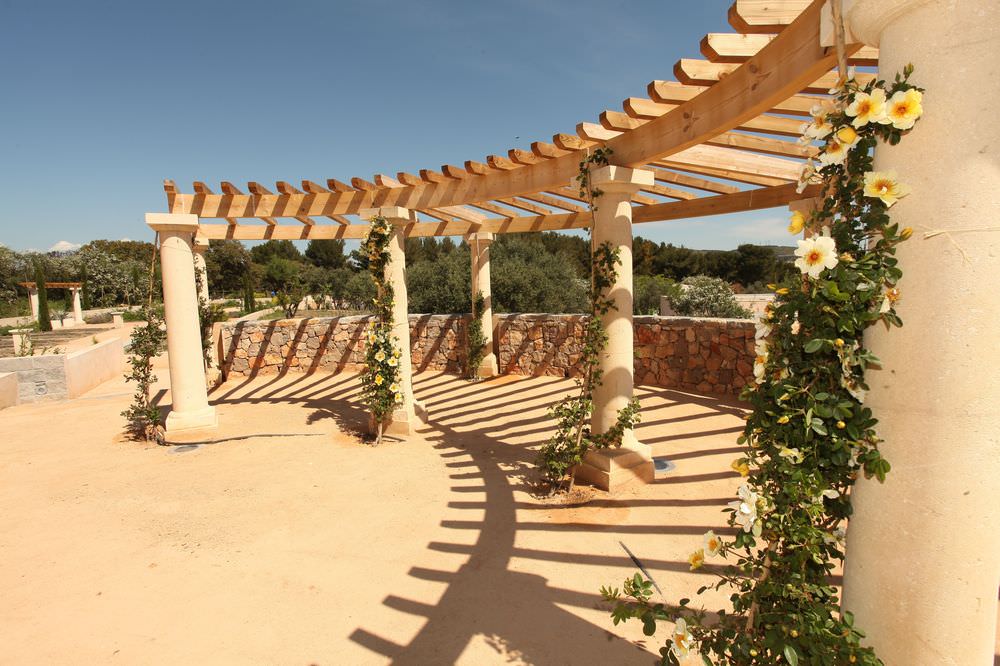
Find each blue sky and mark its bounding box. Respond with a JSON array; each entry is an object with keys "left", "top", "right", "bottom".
[{"left": 0, "top": 0, "right": 794, "bottom": 253}]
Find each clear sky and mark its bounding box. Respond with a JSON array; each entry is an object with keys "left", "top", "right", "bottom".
[{"left": 0, "top": 0, "right": 794, "bottom": 253}]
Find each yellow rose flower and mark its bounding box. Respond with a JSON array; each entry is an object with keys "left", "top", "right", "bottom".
[
  {"left": 703, "top": 531, "right": 723, "bottom": 557},
  {"left": 788, "top": 210, "right": 805, "bottom": 234},
  {"left": 863, "top": 171, "right": 910, "bottom": 207},
  {"left": 374, "top": 350, "right": 386, "bottom": 362},
  {"left": 886, "top": 88, "right": 923, "bottom": 130},
  {"left": 374, "top": 374, "right": 384, "bottom": 386},
  {"left": 687, "top": 549, "right": 705, "bottom": 571},
  {"left": 845, "top": 88, "right": 888, "bottom": 127},
  {"left": 817, "top": 138, "right": 848, "bottom": 166},
  {"left": 731, "top": 459, "right": 750, "bottom": 477},
  {"left": 836, "top": 125, "right": 860, "bottom": 147},
  {"left": 777, "top": 415, "right": 790, "bottom": 424}
]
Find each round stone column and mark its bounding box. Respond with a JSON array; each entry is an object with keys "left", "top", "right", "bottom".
[
  {"left": 146, "top": 213, "right": 217, "bottom": 436},
  {"left": 360, "top": 207, "right": 427, "bottom": 436},
  {"left": 192, "top": 235, "right": 210, "bottom": 306},
  {"left": 574, "top": 165, "right": 655, "bottom": 492},
  {"left": 469, "top": 231, "right": 498, "bottom": 377},
  {"left": 841, "top": 2, "right": 1000, "bottom": 664},
  {"left": 70, "top": 287, "right": 83, "bottom": 325}
]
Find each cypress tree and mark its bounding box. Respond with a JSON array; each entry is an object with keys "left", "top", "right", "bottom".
[
  {"left": 80, "top": 265, "right": 91, "bottom": 310},
  {"left": 242, "top": 273, "right": 255, "bottom": 313},
  {"left": 34, "top": 260, "right": 52, "bottom": 331}
]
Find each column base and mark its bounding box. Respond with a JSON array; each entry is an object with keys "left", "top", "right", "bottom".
[
  {"left": 574, "top": 432, "right": 654, "bottom": 493},
  {"left": 164, "top": 405, "right": 218, "bottom": 439},
  {"left": 373, "top": 400, "right": 428, "bottom": 438},
  {"left": 476, "top": 354, "right": 499, "bottom": 379}
]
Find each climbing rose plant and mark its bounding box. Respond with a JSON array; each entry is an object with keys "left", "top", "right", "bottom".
[
  {"left": 602, "top": 67, "right": 924, "bottom": 665},
  {"left": 361, "top": 215, "right": 404, "bottom": 445},
  {"left": 537, "top": 148, "right": 641, "bottom": 489}
]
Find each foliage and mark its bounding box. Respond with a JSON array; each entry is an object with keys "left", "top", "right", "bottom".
[
  {"left": 536, "top": 149, "right": 642, "bottom": 488},
  {"left": 121, "top": 308, "right": 167, "bottom": 441},
  {"left": 668, "top": 275, "right": 753, "bottom": 319},
  {"left": 406, "top": 248, "right": 471, "bottom": 314},
  {"left": 465, "top": 292, "right": 487, "bottom": 379},
  {"left": 242, "top": 272, "right": 256, "bottom": 313},
  {"left": 195, "top": 268, "right": 227, "bottom": 368},
  {"left": 491, "top": 237, "right": 589, "bottom": 313},
  {"left": 250, "top": 239, "right": 301, "bottom": 264},
  {"left": 360, "top": 216, "right": 404, "bottom": 445},
  {"left": 33, "top": 259, "right": 52, "bottom": 331},
  {"left": 634, "top": 238, "right": 793, "bottom": 288},
  {"left": 304, "top": 239, "right": 347, "bottom": 269},
  {"left": 603, "top": 68, "right": 923, "bottom": 665},
  {"left": 205, "top": 240, "right": 253, "bottom": 295},
  {"left": 634, "top": 274, "right": 681, "bottom": 316},
  {"left": 263, "top": 257, "right": 304, "bottom": 318},
  {"left": 123, "top": 305, "right": 162, "bottom": 322},
  {"left": 79, "top": 265, "right": 91, "bottom": 310}
]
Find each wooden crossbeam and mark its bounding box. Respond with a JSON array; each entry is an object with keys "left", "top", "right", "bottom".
[
  {"left": 702, "top": 32, "right": 878, "bottom": 66},
  {"left": 193, "top": 183, "right": 821, "bottom": 240}
]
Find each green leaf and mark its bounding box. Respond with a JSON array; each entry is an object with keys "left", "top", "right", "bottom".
[
  {"left": 803, "top": 339, "right": 824, "bottom": 353},
  {"left": 784, "top": 644, "right": 800, "bottom": 666}
]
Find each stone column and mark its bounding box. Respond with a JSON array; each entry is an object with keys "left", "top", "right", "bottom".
[
  {"left": 27, "top": 287, "right": 39, "bottom": 321},
  {"left": 840, "top": 2, "right": 1000, "bottom": 665},
  {"left": 70, "top": 287, "right": 83, "bottom": 325},
  {"left": 469, "top": 230, "right": 498, "bottom": 377},
  {"left": 192, "top": 235, "right": 210, "bottom": 306},
  {"left": 574, "top": 165, "right": 655, "bottom": 492},
  {"left": 360, "top": 207, "right": 426, "bottom": 435},
  {"left": 146, "top": 213, "right": 217, "bottom": 437}
]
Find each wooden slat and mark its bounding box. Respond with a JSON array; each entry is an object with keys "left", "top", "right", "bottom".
[
  {"left": 326, "top": 178, "right": 354, "bottom": 192},
  {"left": 645, "top": 166, "right": 741, "bottom": 195},
  {"left": 496, "top": 197, "right": 550, "bottom": 215},
  {"left": 441, "top": 164, "right": 470, "bottom": 180},
  {"left": 656, "top": 161, "right": 788, "bottom": 187},
  {"left": 648, "top": 80, "right": 828, "bottom": 117},
  {"left": 617, "top": 95, "right": 803, "bottom": 137},
  {"left": 246, "top": 182, "right": 278, "bottom": 225},
  {"left": 276, "top": 182, "right": 315, "bottom": 225},
  {"left": 705, "top": 131, "right": 814, "bottom": 158},
  {"left": 674, "top": 58, "right": 874, "bottom": 94},
  {"left": 487, "top": 155, "right": 519, "bottom": 171},
  {"left": 350, "top": 177, "right": 377, "bottom": 191},
  {"left": 419, "top": 169, "right": 449, "bottom": 184},
  {"left": 701, "top": 32, "right": 878, "bottom": 65},
  {"left": 302, "top": 180, "right": 350, "bottom": 224},
  {"left": 531, "top": 141, "right": 570, "bottom": 159},
  {"left": 467, "top": 201, "right": 520, "bottom": 218},
  {"left": 728, "top": 0, "right": 811, "bottom": 33},
  {"left": 396, "top": 172, "right": 424, "bottom": 186},
  {"left": 520, "top": 192, "right": 587, "bottom": 213},
  {"left": 509, "top": 148, "right": 545, "bottom": 166},
  {"left": 464, "top": 160, "right": 490, "bottom": 176}
]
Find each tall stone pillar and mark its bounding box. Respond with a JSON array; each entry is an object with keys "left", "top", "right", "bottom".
[
  {"left": 146, "top": 213, "right": 217, "bottom": 437},
  {"left": 840, "top": 2, "right": 1000, "bottom": 664},
  {"left": 70, "top": 287, "right": 83, "bottom": 325},
  {"left": 574, "top": 165, "right": 655, "bottom": 492},
  {"left": 27, "top": 287, "right": 39, "bottom": 321},
  {"left": 192, "top": 235, "right": 210, "bottom": 306},
  {"left": 360, "top": 207, "right": 427, "bottom": 436},
  {"left": 469, "top": 230, "right": 498, "bottom": 377}
]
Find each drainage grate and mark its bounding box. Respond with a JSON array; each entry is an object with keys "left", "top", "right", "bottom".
[{"left": 653, "top": 456, "right": 675, "bottom": 474}]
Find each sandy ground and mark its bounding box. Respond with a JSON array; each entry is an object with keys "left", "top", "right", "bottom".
[{"left": 1, "top": 360, "right": 997, "bottom": 664}]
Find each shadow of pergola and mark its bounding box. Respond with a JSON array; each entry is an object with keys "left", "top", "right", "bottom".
[{"left": 208, "top": 370, "right": 748, "bottom": 663}]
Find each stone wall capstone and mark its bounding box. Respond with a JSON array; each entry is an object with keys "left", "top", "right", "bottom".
[{"left": 219, "top": 313, "right": 755, "bottom": 396}]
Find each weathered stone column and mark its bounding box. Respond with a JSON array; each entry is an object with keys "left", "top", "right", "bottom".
[
  {"left": 469, "top": 230, "right": 498, "bottom": 377},
  {"left": 192, "top": 235, "right": 210, "bottom": 306},
  {"left": 839, "top": 2, "right": 1000, "bottom": 664},
  {"left": 360, "top": 207, "right": 427, "bottom": 435},
  {"left": 574, "top": 165, "right": 655, "bottom": 492},
  {"left": 70, "top": 287, "right": 83, "bottom": 325},
  {"left": 146, "top": 213, "right": 217, "bottom": 437},
  {"left": 27, "top": 287, "right": 39, "bottom": 321}
]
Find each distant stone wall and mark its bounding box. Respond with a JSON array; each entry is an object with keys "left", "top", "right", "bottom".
[
  {"left": 219, "top": 314, "right": 467, "bottom": 378},
  {"left": 220, "top": 313, "right": 755, "bottom": 395},
  {"left": 494, "top": 314, "right": 754, "bottom": 395}
]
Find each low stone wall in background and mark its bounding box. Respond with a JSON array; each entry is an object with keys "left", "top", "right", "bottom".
[
  {"left": 220, "top": 313, "right": 755, "bottom": 395},
  {"left": 219, "top": 314, "right": 467, "bottom": 378}
]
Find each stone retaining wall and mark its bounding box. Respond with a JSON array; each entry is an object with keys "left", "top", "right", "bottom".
[
  {"left": 219, "top": 315, "right": 467, "bottom": 378},
  {"left": 220, "top": 313, "right": 755, "bottom": 395}
]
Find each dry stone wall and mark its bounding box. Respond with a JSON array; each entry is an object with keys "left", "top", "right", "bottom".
[{"left": 220, "top": 313, "right": 755, "bottom": 395}]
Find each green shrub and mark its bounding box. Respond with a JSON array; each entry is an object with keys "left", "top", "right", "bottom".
[{"left": 668, "top": 275, "right": 753, "bottom": 319}]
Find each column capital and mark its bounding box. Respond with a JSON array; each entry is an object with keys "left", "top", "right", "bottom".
[
  {"left": 146, "top": 212, "right": 199, "bottom": 234},
  {"left": 359, "top": 206, "right": 416, "bottom": 224},
  {"left": 585, "top": 165, "right": 654, "bottom": 193},
  {"left": 827, "top": 0, "right": 934, "bottom": 47},
  {"left": 467, "top": 230, "right": 494, "bottom": 243}
]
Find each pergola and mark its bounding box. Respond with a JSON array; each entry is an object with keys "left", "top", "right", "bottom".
[
  {"left": 144, "top": 1, "right": 1000, "bottom": 662},
  {"left": 17, "top": 281, "right": 84, "bottom": 325}
]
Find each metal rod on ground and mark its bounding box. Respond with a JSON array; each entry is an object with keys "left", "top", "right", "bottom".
[{"left": 618, "top": 540, "right": 665, "bottom": 600}]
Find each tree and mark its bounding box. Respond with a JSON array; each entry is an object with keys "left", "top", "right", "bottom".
[
  {"left": 734, "top": 244, "right": 778, "bottom": 287},
  {"left": 634, "top": 274, "right": 681, "bottom": 316},
  {"left": 491, "top": 236, "right": 588, "bottom": 313},
  {"left": 263, "top": 257, "right": 304, "bottom": 318},
  {"left": 34, "top": 259, "right": 52, "bottom": 331},
  {"left": 304, "top": 239, "right": 347, "bottom": 269},
  {"left": 406, "top": 248, "right": 470, "bottom": 313},
  {"left": 242, "top": 273, "right": 256, "bottom": 313},
  {"left": 667, "top": 275, "right": 752, "bottom": 319},
  {"left": 250, "top": 240, "right": 302, "bottom": 264},
  {"left": 79, "top": 264, "right": 91, "bottom": 310},
  {"left": 206, "top": 240, "right": 252, "bottom": 295}
]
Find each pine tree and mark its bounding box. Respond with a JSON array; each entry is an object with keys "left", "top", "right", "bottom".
[{"left": 34, "top": 260, "right": 52, "bottom": 331}]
